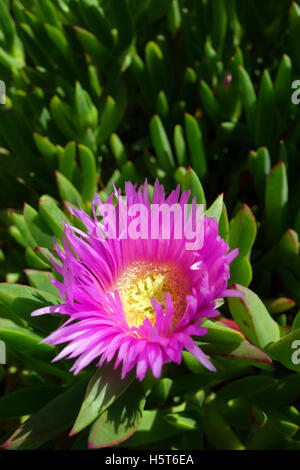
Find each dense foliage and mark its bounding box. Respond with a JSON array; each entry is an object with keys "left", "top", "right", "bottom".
[{"left": 0, "top": 0, "right": 299, "bottom": 450}]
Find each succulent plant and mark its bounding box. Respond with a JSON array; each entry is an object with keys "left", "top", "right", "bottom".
[{"left": 0, "top": 0, "right": 299, "bottom": 451}]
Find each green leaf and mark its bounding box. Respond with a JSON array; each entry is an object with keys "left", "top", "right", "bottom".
[
  {"left": 249, "top": 147, "right": 271, "bottom": 202},
  {"left": 211, "top": 0, "right": 227, "bottom": 54},
  {"left": 0, "top": 1, "right": 16, "bottom": 47},
  {"left": 199, "top": 80, "right": 223, "bottom": 124},
  {"left": 145, "top": 41, "right": 166, "bottom": 96},
  {"left": 25, "top": 247, "right": 51, "bottom": 271},
  {"left": 56, "top": 171, "right": 84, "bottom": 206},
  {"left": 182, "top": 351, "right": 209, "bottom": 375},
  {"left": 71, "top": 363, "right": 135, "bottom": 435},
  {"left": 34, "top": 0, "right": 60, "bottom": 29},
  {"left": 237, "top": 65, "right": 257, "bottom": 134},
  {"left": 219, "top": 203, "right": 230, "bottom": 242},
  {"left": 3, "top": 375, "right": 90, "bottom": 450},
  {"left": 148, "top": 378, "right": 172, "bottom": 406},
  {"left": 25, "top": 270, "right": 58, "bottom": 297},
  {"left": 181, "top": 167, "right": 206, "bottom": 208},
  {"left": 88, "top": 64, "right": 102, "bottom": 97},
  {"left": 174, "top": 166, "right": 186, "bottom": 186},
  {"left": 0, "top": 42, "right": 24, "bottom": 69},
  {"left": 264, "top": 297, "right": 296, "bottom": 315},
  {"left": 289, "top": 2, "right": 300, "bottom": 72},
  {"left": 18, "top": 20, "right": 50, "bottom": 67},
  {"left": 279, "top": 139, "right": 288, "bottom": 166},
  {"left": 205, "top": 194, "right": 223, "bottom": 222},
  {"left": 257, "top": 373, "right": 300, "bottom": 408},
  {"left": 229, "top": 203, "right": 257, "bottom": 256},
  {"left": 173, "top": 124, "right": 188, "bottom": 167},
  {"left": 125, "top": 409, "right": 180, "bottom": 447},
  {"left": 79, "top": 0, "right": 113, "bottom": 49},
  {"left": 292, "top": 310, "right": 300, "bottom": 331},
  {"left": 0, "top": 283, "right": 61, "bottom": 333},
  {"left": 227, "top": 284, "right": 280, "bottom": 349},
  {"left": 200, "top": 341, "right": 243, "bottom": 356},
  {"left": 45, "top": 23, "right": 70, "bottom": 58},
  {"left": 121, "top": 161, "right": 138, "bottom": 181},
  {"left": 58, "top": 141, "right": 76, "bottom": 181},
  {"left": 221, "top": 338, "right": 273, "bottom": 368},
  {"left": 229, "top": 256, "right": 253, "bottom": 287},
  {"left": 128, "top": 0, "right": 151, "bottom": 19},
  {"left": 156, "top": 90, "right": 169, "bottom": 118},
  {"left": 265, "top": 161, "right": 288, "bottom": 243},
  {"left": 74, "top": 26, "right": 110, "bottom": 65},
  {"left": 150, "top": 114, "right": 175, "bottom": 172},
  {"left": 24, "top": 204, "right": 54, "bottom": 250},
  {"left": 201, "top": 319, "right": 244, "bottom": 346},
  {"left": 12, "top": 212, "right": 36, "bottom": 249},
  {"left": 12, "top": 350, "right": 71, "bottom": 382},
  {"left": 269, "top": 411, "right": 299, "bottom": 439},
  {"left": 249, "top": 419, "right": 290, "bottom": 450},
  {"left": 97, "top": 95, "right": 124, "bottom": 145},
  {"left": 110, "top": 0, "right": 133, "bottom": 51},
  {"left": 39, "top": 194, "right": 68, "bottom": 240},
  {"left": 184, "top": 113, "right": 207, "bottom": 179},
  {"left": 34, "top": 247, "right": 58, "bottom": 268},
  {"left": 33, "top": 133, "right": 57, "bottom": 159},
  {"left": 130, "top": 53, "right": 152, "bottom": 108},
  {"left": 216, "top": 376, "right": 276, "bottom": 402},
  {"left": 204, "top": 407, "right": 245, "bottom": 450},
  {"left": 167, "top": 0, "right": 181, "bottom": 36},
  {"left": 100, "top": 169, "right": 122, "bottom": 200},
  {"left": 110, "top": 133, "right": 127, "bottom": 167},
  {"left": 78, "top": 144, "right": 97, "bottom": 201},
  {"left": 275, "top": 54, "right": 292, "bottom": 114},
  {"left": 8, "top": 225, "right": 27, "bottom": 248},
  {"left": 163, "top": 414, "right": 197, "bottom": 430},
  {"left": 0, "top": 318, "right": 54, "bottom": 359},
  {"left": 255, "top": 70, "right": 275, "bottom": 148},
  {"left": 278, "top": 230, "right": 299, "bottom": 267},
  {"left": 0, "top": 385, "right": 63, "bottom": 420},
  {"left": 146, "top": 0, "right": 172, "bottom": 23},
  {"left": 265, "top": 329, "right": 300, "bottom": 371},
  {"left": 204, "top": 41, "right": 219, "bottom": 84},
  {"left": 88, "top": 381, "right": 146, "bottom": 449},
  {"left": 278, "top": 266, "right": 300, "bottom": 304},
  {"left": 50, "top": 95, "right": 76, "bottom": 140},
  {"left": 74, "top": 82, "right": 98, "bottom": 132}
]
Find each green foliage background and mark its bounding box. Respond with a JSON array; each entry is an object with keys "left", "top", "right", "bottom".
[{"left": 0, "top": 0, "right": 300, "bottom": 450}]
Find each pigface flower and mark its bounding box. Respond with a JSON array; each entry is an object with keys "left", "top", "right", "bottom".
[{"left": 32, "top": 181, "right": 239, "bottom": 381}]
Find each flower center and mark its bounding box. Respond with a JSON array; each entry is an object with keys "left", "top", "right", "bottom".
[{"left": 116, "top": 261, "right": 189, "bottom": 328}]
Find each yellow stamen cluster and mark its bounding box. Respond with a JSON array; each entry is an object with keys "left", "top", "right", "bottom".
[{"left": 116, "top": 261, "right": 189, "bottom": 329}]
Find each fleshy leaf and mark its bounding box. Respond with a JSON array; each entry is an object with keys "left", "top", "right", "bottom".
[
  {"left": 201, "top": 319, "right": 244, "bottom": 346},
  {"left": 0, "top": 385, "right": 63, "bottom": 419},
  {"left": 184, "top": 113, "right": 207, "bottom": 179},
  {"left": 205, "top": 194, "right": 223, "bottom": 222},
  {"left": 265, "top": 161, "right": 288, "bottom": 243},
  {"left": 227, "top": 284, "right": 280, "bottom": 348},
  {"left": 71, "top": 363, "right": 135, "bottom": 435},
  {"left": 0, "top": 317, "right": 54, "bottom": 359},
  {"left": 2, "top": 375, "right": 90, "bottom": 450},
  {"left": 265, "top": 329, "right": 300, "bottom": 371},
  {"left": 88, "top": 381, "right": 146, "bottom": 449}
]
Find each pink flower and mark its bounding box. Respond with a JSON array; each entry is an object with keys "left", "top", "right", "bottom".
[{"left": 32, "top": 181, "right": 239, "bottom": 381}]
